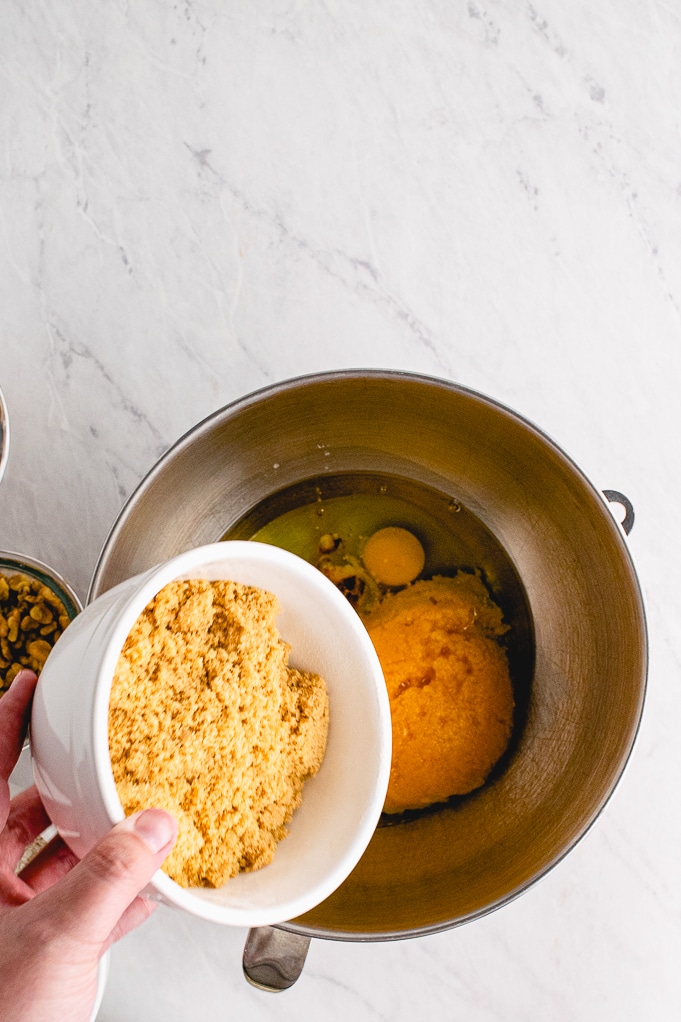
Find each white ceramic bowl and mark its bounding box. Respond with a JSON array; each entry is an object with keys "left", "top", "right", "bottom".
[{"left": 30, "top": 541, "right": 391, "bottom": 927}]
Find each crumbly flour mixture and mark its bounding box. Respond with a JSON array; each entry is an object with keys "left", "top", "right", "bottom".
[{"left": 109, "top": 579, "right": 329, "bottom": 888}]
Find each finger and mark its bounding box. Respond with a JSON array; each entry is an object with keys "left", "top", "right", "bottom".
[
  {"left": 0, "top": 786, "right": 51, "bottom": 871},
  {"left": 34, "top": 809, "right": 177, "bottom": 947},
  {"left": 18, "top": 833, "right": 80, "bottom": 893},
  {"left": 104, "top": 893, "right": 157, "bottom": 949},
  {"left": 0, "top": 670, "right": 38, "bottom": 784}
]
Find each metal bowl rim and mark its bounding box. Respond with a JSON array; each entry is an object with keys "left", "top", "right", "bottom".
[{"left": 0, "top": 385, "right": 9, "bottom": 486}]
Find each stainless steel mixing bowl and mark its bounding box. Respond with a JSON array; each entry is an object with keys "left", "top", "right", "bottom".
[{"left": 90, "top": 370, "right": 647, "bottom": 982}]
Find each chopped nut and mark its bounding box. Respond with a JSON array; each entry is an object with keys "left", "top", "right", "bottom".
[
  {"left": 7, "top": 609, "right": 20, "bottom": 643},
  {"left": 42, "top": 587, "right": 66, "bottom": 611},
  {"left": 27, "top": 637, "right": 53, "bottom": 660},
  {"left": 30, "top": 604, "right": 54, "bottom": 624}
]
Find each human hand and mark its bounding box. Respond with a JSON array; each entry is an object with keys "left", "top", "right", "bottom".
[{"left": 0, "top": 669, "right": 177, "bottom": 1022}]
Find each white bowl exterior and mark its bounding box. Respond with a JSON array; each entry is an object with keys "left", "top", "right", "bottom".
[
  {"left": 31, "top": 573, "right": 154, "bottom": 854},
  {"left": 31, "top": 542, "right": 391, "bottom": 927},
  {"left": 91, "top": 953, "right": 109, "bottom": 1022}
]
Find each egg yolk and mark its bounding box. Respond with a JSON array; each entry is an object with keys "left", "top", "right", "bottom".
[{"left": 362, "top": 527, "right": 425, "bottom": 587}]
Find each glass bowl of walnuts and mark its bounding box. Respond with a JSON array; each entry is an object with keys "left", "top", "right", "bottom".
[{"left": 0, "top": 551, "right": 81, "bottom": 698}]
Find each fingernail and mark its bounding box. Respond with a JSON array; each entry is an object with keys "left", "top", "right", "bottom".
[
  {"left": 11, "top": 669, "right": 38, "bottom": 687},
  {"left": 130, "top": 809, "right": 177, "bottom": 854}
]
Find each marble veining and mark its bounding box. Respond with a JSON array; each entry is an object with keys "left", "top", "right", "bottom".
[{"left": 1, "top": 1, "right": 680, "bottom": 1019}]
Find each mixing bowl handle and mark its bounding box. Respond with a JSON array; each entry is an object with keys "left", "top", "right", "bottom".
[
  {"left": 603, "top": 490, "right": 635, "bottom": 535},
  {"left": 242, "top": 926, "right": 311, "bottom": 991}
]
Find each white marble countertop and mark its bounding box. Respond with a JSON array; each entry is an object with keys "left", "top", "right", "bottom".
[{"left": 2, "top": 1, "right": 680, "bottom": 1019}]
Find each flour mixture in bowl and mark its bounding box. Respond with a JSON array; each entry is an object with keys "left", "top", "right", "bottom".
[{"left": 109, "top": 578, "right": 329, "bottom": 888}]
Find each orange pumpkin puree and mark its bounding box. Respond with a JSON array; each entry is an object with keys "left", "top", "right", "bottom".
[{"left": 363, "top": 573, "right": 514, "bottom": 814}]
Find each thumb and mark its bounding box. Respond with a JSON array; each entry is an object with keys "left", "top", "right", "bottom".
[{"left": 41, "top": 809, "right": 177, "bottom": 948}]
